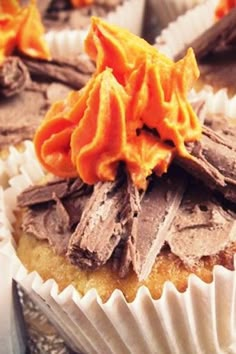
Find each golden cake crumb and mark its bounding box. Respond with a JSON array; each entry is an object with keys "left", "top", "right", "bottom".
[{"left": 17, "top": 232, "right": 235, "bottom": 302}]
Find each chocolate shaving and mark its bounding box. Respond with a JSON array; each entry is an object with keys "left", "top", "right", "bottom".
[
  {"left": 175, "top": 7, "right": 236, "bottom": 61},
  {"left": 20, "top": 179, "right": 92, "bottom": 254},
  {"left": 22, "top": 196, "right": 71, "bottom": 255},
  {"left": 176, "top": 126, "right": 236, "bottom": 203},
  {"left": 19, "top": 54, "right": 95, "bottom": 90},
  {"left": 0, "top": 57, "right": 29, "bottom": 97},
  {"left": 131, "top": 168, "right": 187, "bottom": 280},
  {"left": 113, "top": 177, "right": 142, "bottom": 277},
  {"left": 167, "top": 181, "right": 236, "bottom": 268},
  {"left": 67, "top": 177, "right": 132, "bottom": 269},
  {"left": 17, "top": 177, "right": 91, "bottom": 207}
]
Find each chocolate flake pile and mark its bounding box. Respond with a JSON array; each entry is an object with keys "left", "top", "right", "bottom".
[{"left": 17, "top": 109, "right": 236, "bottom": 280}]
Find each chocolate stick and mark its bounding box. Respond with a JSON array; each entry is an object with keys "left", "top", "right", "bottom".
[
  {"left": 176, "top": 126, "right": 236, "bottom": 203},
  {"left": 67, "top": 178, "right": 132, "bottom": 269},
  {"left": 175, "top": 7, "right": 236, "bottom": 61},
  {"left": 17, "top": 178, "right": 90, "bottom": 207},
  {"left": 19, "top": 54, "right": 95, "bottom": 89},
  {"left": 131, "top": 169, "right": 187, "bottom": 281}
]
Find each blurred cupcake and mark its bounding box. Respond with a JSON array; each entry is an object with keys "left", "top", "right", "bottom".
[
  {"left": 0, "top": 0, "right": 94, "bottom": 187},
  {"left": 35, "top": 0, "right": 146, "bottom": 56},
  {"left": 1, "top": 17, "right": 236, "bottom": 354},
  {"left": 155, "top": 0, "right": 236, "bottom": 95},
  {"left": 147, "top": 0, "right": 204, "bottom": 30}
]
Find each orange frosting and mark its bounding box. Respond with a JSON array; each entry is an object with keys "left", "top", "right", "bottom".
[
  {"left": 215, "top": 0, "right": 236, "bottom": 19},
  {"left": 34, "top": 17, "right": 201, "bottom": 189},
  {"left": 70, "top": 0, "right": 94, "bottom": 7},
  {"left": 0, "top": 0, "right": 50, "bottom": 63}
]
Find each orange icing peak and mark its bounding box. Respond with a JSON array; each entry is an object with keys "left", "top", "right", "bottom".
[
  {"left": 0, "top": 0, "right": 50, "bottom": 63},
  {"left": 215, "top": 0, "right": 236, "bottom": 19},
  {"left": 34, "top": 17, "right": 201, "bottom": 189}
]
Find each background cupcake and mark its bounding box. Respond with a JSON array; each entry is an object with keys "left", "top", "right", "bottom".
[
  {"left": 42, "top": 0, "right": 146, "bottom": 56},
  {"left": 0, "top": 0, "right": 95, "bottom": 193},
  {"left": 146, "top": 0, "right": 205, "bottom": 30},
  {"left": 155, "top": 0, "right": 236, "bottom": 95}
]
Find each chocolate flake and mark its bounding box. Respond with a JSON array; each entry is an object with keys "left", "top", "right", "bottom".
[
  {"left": 176, "top": 125, "right": 236, "bottom": 203},
  {"left": 17, "top": 177, "right": 92, "bottom": 207},
  {"left": 22, "top": 197, "right": 71, "bottom": 255},
  {"left": 19, "top": 54, "right": 95, "bottom": 90},
  {"left": 19, "top": 178, "right": 92, "bottom": 254},
  {"left": 131, "top": 168, "right": 187, "bottom": 280},
  {"left": 0, "top": 57, "right": 29, "bottom": 97},
  {"left": 113, "top": 177, "right": 142, "bottom": 277},
  {"left": 67, "top": 178, "right": 128, "bottom": 269},
  {"left": 167, "top": 182, "right": 236, "bottom": 267}
]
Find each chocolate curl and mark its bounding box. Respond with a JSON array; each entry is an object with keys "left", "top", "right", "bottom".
[
  {"left": 17, "top": 178, "right": 90, "bottom": 207},
  {"left": 113, "top": 177, "right": 142, "bottom": 278},
  {"left": 67, "top": 177, "right": 130, "bottom": 269},
  {"left": 0, "top": 57, "right": 29, "bottom": 97},
  {"left": 167, "top": 182, "right": 236, "bottom": 268},
  {"left": 176, "top": 126, "right": 236, "bottom": 203},
  {"left": 19, "top": 54, "right": 95, "bottom": 89},
  {"left": 19, "top": 178, "right": 93, "bottom": 255},
  {"left": 131, "top": 169, "right": 187, "bottom": 281}
]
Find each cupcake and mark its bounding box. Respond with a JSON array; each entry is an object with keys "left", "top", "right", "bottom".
[
  {"left": 2, "top": 17, "right": 236, "bottom": 354},
  {"left": 0, "top": 0, "right": 94, "bottom": 185},
  {"left": 155, "top": 0, "right": 236, "bottom": 95},
  {"left": 34, "top": 0, "right": 146, "bottom": 56},
  {"left": 147, "top": 0, "right": 204, "bottom": 30}
]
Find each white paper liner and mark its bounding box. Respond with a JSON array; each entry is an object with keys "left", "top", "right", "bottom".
[
  {"left": 0, "top": 240, "right": 26, "bottom": 354},
  {"left": 1, "top": 90, "right": 236, "bottom": 353},
  {"left": 45, "top": 0, "right": 145, "bottom": 57},
  {"left": 155, "top": 0, "right": 219, "bottom": 59},
  {"left": 148, "top": 0, "right": 205, "bottom": 29}
]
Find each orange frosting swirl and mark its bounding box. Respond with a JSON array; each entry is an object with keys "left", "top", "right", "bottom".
[
  {"left": 34, "top": 17, "right": 201, "bottom": 189},
  {"left": 0, "top": 0, "right": 50, "bottom": 63},
  {"left": 215, "top": 0, "right": 236, "bottom": 19}
]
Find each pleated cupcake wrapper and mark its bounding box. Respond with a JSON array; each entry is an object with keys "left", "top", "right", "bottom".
[
  {"left": 155, "top": 0, "right": 218, "bottom": 59},
  {"left": 147, "top": 0, "right": 205, "bottom": 30},
  {"left": 1, "top": 89, "right": 236, "bottom": 354},
  {"left": 0, "top": 239, "right": 26, "bottom": 354},
  {"left": 44, "top": 0, "right": 145, "bottom": 57}
]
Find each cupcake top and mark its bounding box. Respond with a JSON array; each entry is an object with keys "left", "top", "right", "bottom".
[
  {"left": 14, "top": 18, "right": 236, "bottom": 286},
  {"left": 40, "top": 0, "right": 125, "bottom": 31},
  {"left": 34, "top": 17, "right": 201, "bottom": 189}
]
